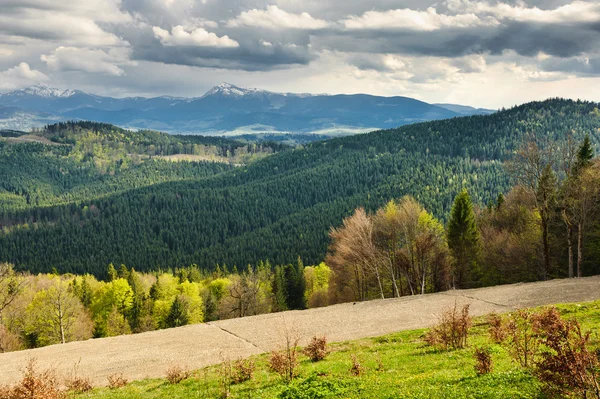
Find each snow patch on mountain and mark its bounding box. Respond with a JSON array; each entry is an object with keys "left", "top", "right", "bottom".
[{"left": 4, "top": 84, "right": 78, "bottom": 99}]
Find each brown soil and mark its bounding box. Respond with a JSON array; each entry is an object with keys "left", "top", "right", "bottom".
[{"left": 1, "top": 276, "right": 599, "bottom": 386}]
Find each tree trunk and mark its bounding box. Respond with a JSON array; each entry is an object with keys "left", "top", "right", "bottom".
[
  {"left": 373, "top": 267, "right": 385, "bottom": 300},
  {"left": 541, "top": 217, "right": 550, "bottom": 280},
  {"left": 567, "top": 225, "right": 574, "bottom": 278},
  {"left": 577, "top": 221, "right": 584, "bottom": 278},
  {"left": 562, "top": 210, "right": 574, "bottom": 278}
]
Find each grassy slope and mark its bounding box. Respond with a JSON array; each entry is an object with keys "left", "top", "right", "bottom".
[{"left": 71, "top": 300, "right": 600, "bottom": 399}]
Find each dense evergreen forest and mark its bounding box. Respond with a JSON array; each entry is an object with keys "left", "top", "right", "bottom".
[
  {"left": 0, "top": 122, "right": 284, "bottom": 211},
  {"left": 1, "top": 100, "right": 600, "bottom": 278}
]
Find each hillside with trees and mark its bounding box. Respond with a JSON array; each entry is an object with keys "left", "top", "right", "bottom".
[
  {"left": 1, "top": 100, "right": 600, "bottom": 277},
  {"left": 1, "top": 99, "right": 599, "bottom": 277}
]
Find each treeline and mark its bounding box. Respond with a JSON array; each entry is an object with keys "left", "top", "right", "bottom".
[
  {"left": 327, "top": 135, "right": 600, "bottom": 301},
  {"left": 1, "top": 99, "right": 599, "bottom": 276},
  {"left": 0, "top": 259, "right": 329, "bottom": 352}
]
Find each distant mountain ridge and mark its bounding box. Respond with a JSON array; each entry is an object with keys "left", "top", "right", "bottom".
[{"left": 0, "top": 83, "right": 494, "bottom": 134}]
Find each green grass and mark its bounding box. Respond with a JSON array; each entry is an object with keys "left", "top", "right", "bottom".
[{"left": 72, "top": 301, "right": 600, "bottom": 399}]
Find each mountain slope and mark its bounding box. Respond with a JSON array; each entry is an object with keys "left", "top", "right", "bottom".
[
  {"left": 1, "top": 99, "right": 598, "bottom": 276},
  {"left": 434, "top": 103, "right": 496, "bottom": 115},
  {"left": 0, "top": 83, "right": 489, "bottom": 134}
]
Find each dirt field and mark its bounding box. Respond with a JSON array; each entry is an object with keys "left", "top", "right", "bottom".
[{"left": 2, "top": 276, "right": 600, "bottom": 386}]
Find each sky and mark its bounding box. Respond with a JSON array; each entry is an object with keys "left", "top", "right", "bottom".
[{"left": 0, "top": 0, "right": 599, "bottom": 108}]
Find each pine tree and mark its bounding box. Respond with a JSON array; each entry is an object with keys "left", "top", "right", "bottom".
[
  {"left": 166, "top": 296, "right": 189, "bottom": 328},
  {"left": 118, "top": 264, "right": 129, "bottom": 280},
  {"left": 80, "top": 275, "right": 92, "bottom": 308},
  {"left": 574, "top": 134, "right": 594, "bottom": 173},
  {"left": 447, "top": 189, "right": 480, "bottom": 288},
  {"left": 272, "top": 265, "right": 287, "bottom": 312},
  {"left": 107, "top": 263, "right": 117, "bottom": 281},
  {"left": 496, "top": 193, "right": 505, "bottom": 210},
  {"left": 283, "top": 258, "right": 307, "bottom": 310}
]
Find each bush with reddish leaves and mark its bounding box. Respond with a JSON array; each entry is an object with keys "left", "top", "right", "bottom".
[
  {"left": 231, "top": 359, "right": 255, "bottom": 384},
  {"left": 349, "top": 355, "right": 364, "bottom": 376},
  {"left": 531, "top": 307, "right": 600, "bottom": 398},
  {"left": 107, "top": 373, "right": 128, "bottom": 389},
  {"left": 487, "top": 313, "right": 507, "bottom": 344},
  {"left": 303, "top": 336, "right": 329, "bottom": 362},
  {"left": 0, "top": 359, "right": 65, "bottom": 399},
  {"left": 474, "top": 347, "right": 493, "bottom": 375},
  {"left": 425, "top": 303, "right": 472, "bottom": 350},
  {"left": 165, "top": 366, "right": 191, "bottom": 385},
  {"left": 503, "top": 309, "right": 540, "bottom": 369}
]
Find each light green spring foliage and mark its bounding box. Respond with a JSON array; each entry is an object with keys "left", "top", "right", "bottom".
[
  {"left": 24, "top": 276, "right": 92, "bottom": 346},
  {"left": 304, "top": 262, "right": 331, "bottom": 307},
  {"left": 4, "top": 261, "right": 334, "bottom": 350}
]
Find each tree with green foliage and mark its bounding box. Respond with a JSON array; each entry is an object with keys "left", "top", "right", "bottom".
[
  {"left": 447, "top": 189, "right": 480, "bottom": 288},
  {"left": 25, "top": 277, "right": 92, "bottom": 346},
  {"left": 165, "top": 296, "right": 189, "bottom": 328},
  {"left": 272, "top": 265, "right": 288, "bottom": 312},
  {"left": 107, "top": 264, "right": 117, "bottom": 281}
]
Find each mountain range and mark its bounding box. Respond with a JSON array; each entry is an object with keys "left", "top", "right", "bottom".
[{"left": 0, "top": 83, "right": 496, "bottom": 135}]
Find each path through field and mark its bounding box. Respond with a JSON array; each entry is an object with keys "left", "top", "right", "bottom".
[{"left": 2, "top": 276, "right": 600, "bottom": 386}]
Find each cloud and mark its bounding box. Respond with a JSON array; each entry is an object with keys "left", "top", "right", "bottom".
[
  {"left": 227, "top": 5, "right": 329, "bottom": 30},
  {"left": 0, "top": 62, "right": 49, "bottom": 90},
  {"left": 342, "top": 7, "right": 495, "bottom": 31},
  {"left": 0, "top": 11, "right": 125, "bottom": 46},
  {"left": 41, "top": 47, "right": 132, "bottom": 76},
  {"left": 447, "top": 0, "right": 600, "bottom": 24},
  {"left": 153, "top": 26, "right": 239, "bottom": 48}
]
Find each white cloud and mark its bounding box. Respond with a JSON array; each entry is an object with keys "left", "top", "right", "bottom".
[
  {"left": 343, "top": 7, "right": 495, "bottom": 31},
  {"left": 447, "top": 0, "right": 600, "bottom": 24},
  {"left": 227, "top": 5, "right": 329, "bottom": 30},
  {"left": 153, "top": 25, "right": 239, "bottom": 48},
  {"left": 0, "top": 62, "right": 49, "bottom": 90},
  {"left": 41, "top": 46, "right": 132, "bottom": 76},
  {"left": 0, "top": 11, "right": 125, "bottom": 47}
]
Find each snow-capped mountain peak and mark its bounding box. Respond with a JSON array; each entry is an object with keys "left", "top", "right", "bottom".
[
  {"left": 202, "top": 82, "right": 268, "bottom": 98},
  {"left": 6, "top": 84, "right": 79, "bottom": 99}
]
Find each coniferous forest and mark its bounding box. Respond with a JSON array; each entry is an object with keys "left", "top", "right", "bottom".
[
  {"left": 1, "top": 99, "right": 600, "bottom": 280},
  {"left": 1, "top": 98, "right": 600, "bottom": 351}
]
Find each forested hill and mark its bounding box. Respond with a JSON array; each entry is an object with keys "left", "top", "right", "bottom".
[
  {"left": 1, "top": 99, "right": 600, "bottom": 277},
  {"left": 0, "top": 122, "right": 285, "bottom": 211}
]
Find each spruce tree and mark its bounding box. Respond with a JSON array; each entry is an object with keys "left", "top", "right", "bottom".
[
  {"left": 447, "top": 189, "right": 480, "bottom": 288},
  {"left": 574, "top": 134, "right": 594, "bottom": 172},
  {"left": 271, "top": 265, "right": 287, "bottom": 312},
  {"left": 107, "top": 263, "right": 117, "bottom": 281},
  {"left": 166, "top": 296, "right": 188, "bottom": 328}
]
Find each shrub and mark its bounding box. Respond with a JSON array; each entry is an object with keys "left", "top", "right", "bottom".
[
  {"left": 107, "top": 373, "right": 128, "bottom": 389},
  {"left": 165, "top": 365, "right": 191, "bottom": 384},
  {"left": 303, "top": 336, "right": 329, "bottom": 362},
  {"left": 425, "top": 303, "right": 472, "bottom": 350},
  {"left": 270, "top": 335, "right": 300, "bottom": 382},
  {"left": 232, "top": 359, "right": 255, "bottom": 384},
  {"left": 474, "top": 347, "right": 493, "bottom": 375},
  {"left": 65, "top": 360, "right": 92, "bottom": 394},
  {"left": 504, "top": 309, "right": 539, "bottom": 368},
  {"left": 487, "top": 313, "right": 507, "bottom": 344},
  {"left": 65, "top": 377, "right": 92, "bottom": 394},
  {"left": 531, "top": 307, "right": 600, "bottom": 398},
  {"left": 0, "top": 359, "right": 65, "bottom": 399},
  {"left": 349, "top": 355, "right": 363, "bottom": 377}
]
